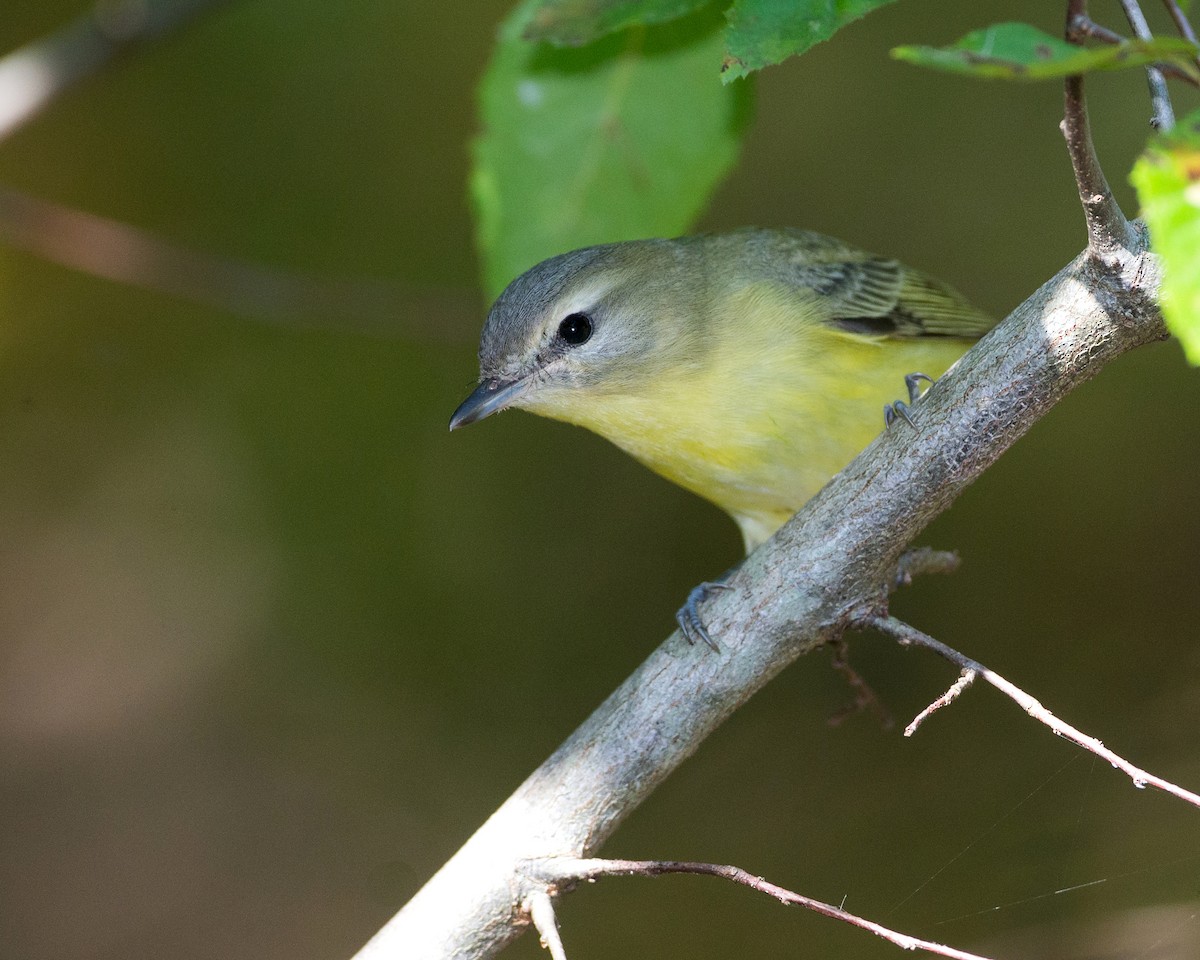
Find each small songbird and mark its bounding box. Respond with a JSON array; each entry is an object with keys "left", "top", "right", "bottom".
[{"left": 450, "top": 228, "right": 991, "bottom": 647}]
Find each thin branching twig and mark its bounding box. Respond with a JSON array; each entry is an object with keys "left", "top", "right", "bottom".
[
  {"left": 527, "top": 858, "right": 995, "bottom": 960},
  {"left": 904, "top": 669, "right": 976, "bottom": 736},
  {"left": 863, "top": 616, "right": 1200, "bottom": 810}
]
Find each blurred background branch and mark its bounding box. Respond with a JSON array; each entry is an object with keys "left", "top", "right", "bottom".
[
  {"left": 0, "top": 184, "right": 476, "bottom": 338},
  {"left": 0, "top": 0, "right": 233, "bottom": 142},
  {"left": 0, "top": 0, "right": 476, "bottom": 338}
]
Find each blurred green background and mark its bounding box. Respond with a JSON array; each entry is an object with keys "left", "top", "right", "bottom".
[{"left": 0, "top": 2, "right": 1198, "bottom": 959}]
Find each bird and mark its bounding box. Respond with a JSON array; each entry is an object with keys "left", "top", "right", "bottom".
[{"left": 450, "top": 228, "right": 992, "bottom": 648}]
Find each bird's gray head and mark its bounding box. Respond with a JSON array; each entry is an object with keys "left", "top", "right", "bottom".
[{"left": 449, "top": 238, "right": 690, "bottom": 430}]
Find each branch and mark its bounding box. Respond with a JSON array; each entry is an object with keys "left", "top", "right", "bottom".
[
  {"left": 0, "top": 0, "right": 232, "bottom": 142},
  {"left": 1163, "top": 0, "right": 1200, "bottom": 50},
  {"left": 892, "top": 547, "right": 960, "bottom": 587},
  {"left": 864, "top": 616, "right": 1200, "bottom": 809},
  {"left": 523, "top": 891, "right": 567, "bottom": 960},
  {"left": 1065, "top": 14, "right": 1198, "bottom": 87},
  {"left": 351, "top": 235, "right": 1164, "bottom": 959},
  {"left": 903, "top": 669, "right": 976, "bottom": 736},
  {"left": 1062, "top": 4, "right": 1140, "bottom": 256},
  {"left": 526, "top": 858, "right": 994, "bottom": 960},
  {"left": 1118, "top": 0, "right": 1176, "bottom": 130},
  {"left": 0, "top": 186, "right": 473, "bottom": 339},
  {"left": 1061, "top": 77, "right": 1137, "bottom": 255}
]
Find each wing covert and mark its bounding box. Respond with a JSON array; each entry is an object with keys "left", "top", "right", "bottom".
[{"left": 764, "top": 229, "right": 992, "bottom": 339}]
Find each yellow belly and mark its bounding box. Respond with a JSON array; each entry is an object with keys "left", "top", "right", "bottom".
[{"left": 522, "top": 286, "right": 977, "bottom": 553}]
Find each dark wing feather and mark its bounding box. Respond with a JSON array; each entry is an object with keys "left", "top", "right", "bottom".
[{"left": 735, "top": 228, "right": 993, "bottom": 340}]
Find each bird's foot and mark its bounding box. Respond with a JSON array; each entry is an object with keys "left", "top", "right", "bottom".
[
  {"left": 884, "top": 372, "right": 935, "bottom": 431},
  {"left": 676, "top": 580, "right": 733, "bottom": 652}
]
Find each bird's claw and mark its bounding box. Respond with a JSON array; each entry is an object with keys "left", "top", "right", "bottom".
[
  {"left": 676, "top": 581, "right": 732, "bottom": 652},
  {"left": 904, "top": 372, "right": 935, "bottom": 403},
  {"left": 883, "top": 400, "right": 915, "bottom": 430},
  {"left": 884, "top": 372, "right": 935, "bottom": 431}
]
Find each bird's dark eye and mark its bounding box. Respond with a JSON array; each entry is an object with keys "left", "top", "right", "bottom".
[{"left": 557, "top": 313, "right": 593, "bottom": 346}]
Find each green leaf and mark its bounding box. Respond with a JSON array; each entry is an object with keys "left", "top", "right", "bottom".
[
  {"left": 523, "top": 0, "right": 712, "bottom": 46},
  {"left": 1131, "top": 109, "right": 1200, "bottom": 365},
  {"left": 892, "top": 22, "right": 1200, "bottom": 82},
  {"left": 472, "top": 0, "right": 751, "bottom": 298},
  {"left": 722, "top": 0, "right": 899, "bottom": 82}
]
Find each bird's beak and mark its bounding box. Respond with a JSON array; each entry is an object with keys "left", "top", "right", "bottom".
[{"left": 449, "top": 375, "right": 532, "bottom": 431}]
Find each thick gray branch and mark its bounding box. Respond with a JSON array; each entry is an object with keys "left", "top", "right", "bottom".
[{"left": 354, "top": 238, "right": 1164, "bottom": 960}]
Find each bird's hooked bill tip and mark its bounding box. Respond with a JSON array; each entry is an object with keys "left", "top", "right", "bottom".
[{"left": 448, "top": 376, "right": 530, "bottom": 431}]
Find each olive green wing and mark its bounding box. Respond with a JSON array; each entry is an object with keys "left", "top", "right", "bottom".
[{"left": 756, "top": 228, "right": 994, "bottom": 340}]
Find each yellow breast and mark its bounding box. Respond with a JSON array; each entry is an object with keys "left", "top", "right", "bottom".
[{"left": 527, "top": 286, "right": 973, "bottom": 552}]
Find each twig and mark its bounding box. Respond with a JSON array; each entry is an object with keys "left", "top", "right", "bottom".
[
  {"left": 828, "top": 547, "right": 960, "bottom": 728},
  {"left": 892, "top": 547, "right": 960, "bottom": 589},
  {"left": 1066, "top": 13, "right": 1198, "bottom": 85},
  {"left": 827, "top": 546, "right": 963, "bottom": 727},
  {"left": 527, "top": 858, "right": 994, "bottom": 960},
  {"left": 1121, "top": 0, "right": 1161, "bottom": 46},
  {"left": 1060, "top": 79, "right": 1138, "bottom": 256},
  {"left": 827, "top": 638, "right": 894, "bottom": 729},
  {"left": 1067, "top": 14, "right": 1126, "bottom": 45},
  {"left": 1062, "top": 0, "right": 1140, "bottom": 255},
  {"left": 1163, "top": 0, "right": 1199, "bottom": 48},
  {"left": 904, "top": 669, "right": 976, "bottom": 736},
  {"left": 863, "top": 616, "right": 1200, "bottom": 810},
  {"left": 0, "top": 0, "right": 232, "bottom": 142},
  {"left": 524, "top": 890, "right": 568, "bottom": 960},
  {"left": 1118, "top": 0, "right": 1177, "bottom": 129},
  {"left": 0, "top": 186, "right": 472, "bottom": 339}
]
